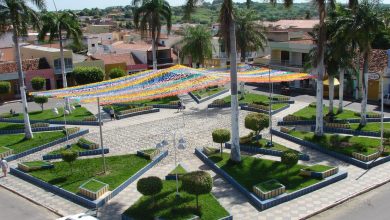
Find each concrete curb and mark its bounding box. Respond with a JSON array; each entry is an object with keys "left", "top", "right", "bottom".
[
  {"left": 0, "top": 184, "right": 63, "bottom": 217},
  {"left": 300, "top": 177, "right": 390, "bottom": 220}
]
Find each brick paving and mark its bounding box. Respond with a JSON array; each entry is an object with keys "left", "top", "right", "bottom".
[{"left": 2, "top": 93, "right": 390, "bottom": 219}]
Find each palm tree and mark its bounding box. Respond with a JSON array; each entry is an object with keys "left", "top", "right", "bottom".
[
  {"left": 0, "top": 0, "right": 46, "bottom": 139},
  {"left": 179, "top": 25, "right": 212, "bottom": 68},
  {"left": 339, "top": 0, "right": 383, "bottom": 125},
  {"left": 38, "top": 10, "right": 82, "bottom": 112},
  {"left": 134, "top": 0, "right": 172, "bottom": 70},
  {"left": 235, "top": 8, "right": 267, "bottom": 62}
]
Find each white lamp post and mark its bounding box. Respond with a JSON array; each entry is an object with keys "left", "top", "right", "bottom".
[{"left": 53, "top": 101, "right": 69, "bottom": 143}]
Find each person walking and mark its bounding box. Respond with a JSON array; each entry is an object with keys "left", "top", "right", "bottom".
[
  {"left": 177, "top": 100, "right": 182, "bottom": 112},
  {"left": 109, "top": 107, "right": 115, "bottom": 121},
  {"left": 1, "top": 157, "right": 9, "bottom": 177}
]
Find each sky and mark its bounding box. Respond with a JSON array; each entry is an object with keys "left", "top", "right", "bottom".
[{"left": 46, "top": 0, "right": 390, "bottom": 11}]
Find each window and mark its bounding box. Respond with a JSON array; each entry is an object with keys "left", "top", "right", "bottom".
[
  {"left": 54, "top": 58, "right": 73, "bottom": 70},
  {"left": 91, "top": 44, "right": 95, "bottom": 47}
]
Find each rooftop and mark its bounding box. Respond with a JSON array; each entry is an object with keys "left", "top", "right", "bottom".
[
  {"left": 262, "top": 20, "right": 319, "bottom": 30},
  {"left": 112, "top": 41, "right": 169, "bottom": 51},
  {"left": 91, "top": 53, "right": 142, "bottom": 66},
  {"left": 358, "top": 49, "right": 388, "bottom": 73},
  {"left": 22, "top": 44, "right": 69, "bottom": 52}
]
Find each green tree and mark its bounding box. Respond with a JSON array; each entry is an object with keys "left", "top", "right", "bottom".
[
  {"left": 136, "top": 176, "right": 163, "bottom": 207},
  {"left": 212, "top": 129, "right": 231, "bottom": 157},
  {"left": 235, "top": 9, "right": 267, "bottom": 62},
  {"left": 0, "top": 0, "right": 46, "bottom": 139},
  {"left": 33, "top": 96, "right": 48, "bottom": 111},
  {"left": 38, "top": 10, "right": 82, "bottom": 112},
  {"left": 281, "top": 151, "right": 298, "bottom": 174},
  {"left": 31, "top": 76, "right": 45, "bottom": 91},
  {"left": 109, "top": 68, "right": 126, "bottom": 79},
  {"left": 181, "top": 171, "right": 213, "bottom": 210},
  {"left": 244, "top": 113, "right": 269, "bottom": 140},
  {"left": 179, "top": 25, "right": 212, "bottom": 68},
  {"left": 72, "top": 67, "right": 104, "bottom": 85},
  {"left": 0, "top": 81, "right": 11, "bottom": 103},
  {"left": 61, "top": 150, "right": 78, "bottom": 174},
  {"left": 133, "top": 0, "right": 172, "bottom": 70}
]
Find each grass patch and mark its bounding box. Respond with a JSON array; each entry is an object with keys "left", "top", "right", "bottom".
[
  {"left": 105, "top": 96, "right": 179, "bottom": 113},
  {"left": 169, "top": 164, "right": 187, "bottom": 175},
  {"left": 350, "top": 123, "right": 390, "bottom": 132},
  {"left": 241, "top": 136, "right": 299, "bottom": 153},
  {"left": 81, "top": 179, "right": 107, "bottom": 192},
  {"left": 22, "top": 161, "right": 50, "bottom": 167},
  {"left": 255, "top": 179, "right": 283, "bottom": 192},
  {"left": 0, "top": 131, "right": 66, "bottom": 154},
  {"left": 222, "top": 93, "right": 287, "bottom": 110},
  {"left": 9, "top": 106, "right": 93, "bottom": 121},
  {"left": 141, "top": 149, "right": 158, "bottom": 154},
  {"left": 0, "top": 146, "right": 10, "bottom": 154},
  {"left": 47, "top": 144, "right": 87, "bottom": 155},
  {"left": 288, "top": 130, "right": 386, "bottom": 156},
  {"left": 192, "top": 86, "right": 225, "bottom": 99},
  {"left": 209, "top": 153, "right": 322, "bottom": 193},
  {"left": 28, "top": 154, "right": 150, "bottom": 193},
  {"left": 292, "top": 104, "right": 358, "bottom": 120},
  {"left": 0, "top": 122, "right": 25, "bottom": 131},
  {"left": 124, "top": 180, "right": 229, "bottom": 220},
  {"left": 304, "top": 164, "right": 334, "bottom": 172}
]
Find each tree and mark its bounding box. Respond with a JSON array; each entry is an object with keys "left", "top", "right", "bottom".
[
  {"left": 133, "top": 0, "right": 172, "bottom": 70},
  {"left": 0, "top": 0, "right": 46, "bottom": 139},
  {"left": 38, "top": 10, "right": 82, "bottom": 112},
  {"left": 61, "top": 150, "right": 78, "bottom": 174},
  {"left": 179, "top": 25, "right": 212, "bottom": 68},
  {"left": 0, "top": 81, "right": 11, "bottom": 103},
  {"left": 109, "top": 68, "right": 126, "bottom": 79},
  {"left": 281, "top": 151, "right": 298, "bottom": 174},
  {"left": 235, "top": 9, "right": 267, "bottom": 62},
  {"left": 34, "top": 96, "right": 48, "bottom": 111},
  {"left": 137, "top": 176, "right": 163, "bottom": 207},
  {"left": 244, "top": 113, "right": 269, "bottom": 140},
  {"left": 31, "top": 76, "right": 45, "bottom": 91},
  {"left": 181, "top": 171, "right": 212, "bottom": 210},
  {"left": 72, "top": 67, "right": 104, "bottom": 85},
  {"left": 212, "top": 129, "right": 231, "bottom": 157}
]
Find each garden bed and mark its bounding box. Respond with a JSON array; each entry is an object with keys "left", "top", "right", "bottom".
[
  {"left": 253, "top": 179, "right": 285, "bottom": 200},
  {"left": 299, "top": 164, "right": 338, "bottom": 179},
  {"left": 136, "top": 149, "right": 160, "bottom": 160},
  {"left": 0, "top": 146, "right": 13, "bottom": 158},
  {"left": 8, "top": 106, "right": 95, "bottom": 122},
  {"left": 18, "top": 161, "right": 54, "bottom": 172},
  {"left": 123, "top": 175, "right": 230, "bottom": 220},
  {"left": 189, "top": 86, "right": 229, "bottom": 104},
  {"left": 79, "top": 179, "right": 109, "bottom": 200},
  {"left": 165, "top": 164, "right": 188, "bottom": 180},
  {"left": 195, "top": 149, "right": 347, "bottom": 210},
  {"left": 42, "top": 143, "right": 109, "bottom": 160}
]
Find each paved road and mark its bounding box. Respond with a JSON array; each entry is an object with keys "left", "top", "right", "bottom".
[
  {"left": 0, "top": 186, "right": 59, "bottom": 220},
  {"left": 311, "top": 182, "right": 390, "bottom": 220}
]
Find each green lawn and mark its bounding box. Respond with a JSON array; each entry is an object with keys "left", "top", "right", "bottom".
[
  {"left": 47, "top": 144, "right": 87, "bottom": 155},
  {"left": 21, "top": 161, "right": 51, "bottom": 167},
  {"left": 170, "top": 164, "right": 187, "bottom": 175},
  {"left": 0, "top": 122, "right": 24, "bottom": 131},
  {"left": 192, "top": 87, "right": 225, "bottom": 99},
  {"left": 304, "top": 164, "right": 333, "bottom": 172},
  {"left": 292, "top": 104, "right": 358, "bottom": 120},
  {"left": 0, "top": 131, "right": 66, "bottom": 154},
  {"left": 288, "top": 130, "right": 386, "bottom": 156},
  {"left": 0, "top": 146, "right": 10, "bottom": 153},
  {"left": 240, "top": 136, "right": 299, "bottom": 154},
  {"left": 124, "top": 180, "right": 229, "bottom": 220},
  {"left": 350, "top": 123, "right": 390, "bottom": 132},
  {"left": 9, "top": 106, "right": 93, "bottom": 121},
  {"left": 222, "top": 93, "right": 287, "bottom": 110},
  {"left": 209, "top": 153, "right": 322, "bottom": 193},
  {"left": 105, "top": 96, "right": 180, "bottom": 113},
  {"left": 255, "top": 179, "right": 283, "bottom": 192},
  {"left": 28, "top": 154, "right": 150, "bottom": 193},
  {"left": 82, "top": 179, "right": 107, "bottom": 192}
]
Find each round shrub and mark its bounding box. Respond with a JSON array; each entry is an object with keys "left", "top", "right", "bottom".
[
  {"left": 109, "top": 68, "right": 126, "bottom": 79},
  {"left": 137, "top": 176, "right": 163, "bottom": 207},
  {"left": 181, "top": 170, "right": 213, "bottom": 210},
  {"left": 31, "top": 76, "right": 45, "bottom": 91},
  {"left": 61, "top": 150, "right": 78, "bottom": 174},
  {"left": 281, "top": 151, "right": 298, "bottom": 173},
  {"left": 212, "top": 128, "right": 230, "bottom": 156},
  {"left": 245, "top": 113, "right": 269, "bottom": 140},
  {"left": 0, "top": 81, "right": 11, "bottom": 94},
  {"left": 72, "top": 67, "right": 104, "bottom": 85},
  {"left": 33, "top": 96, "right": 48, "bottom": 111}
]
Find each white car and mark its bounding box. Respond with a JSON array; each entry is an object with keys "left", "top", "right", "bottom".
[{"left": 57, "top": 213, "right": 99, "bottom": 220}]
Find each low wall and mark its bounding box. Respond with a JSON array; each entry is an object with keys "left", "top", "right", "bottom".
[
  {"left": 0, "top": 126, "right": 65, "bottom": 135},
  {"left": 5, "top": 129, "right": 89, "bottom": 162},
  {"left": 278, "top": 117, "right": 390, "bottom": 126},
  {"left": 0, "top": 118, "right": 101, "bottom": 126},
  {"left": 116, "top": 108, "right": 160, "bottom": 120},
  {"left": 195, "top": 148, "right": 347, "bottom": 211},
  {"left": 241, "top": 104, "right": 290, "bottom": 115},
  {"left": 42, "top": 148, "right": 109, "bottom": 160},
  {"left": 188, "top": 89, "right": 229, "bottom": 104},
  {"left": 310, "top": 126, "right": 380, "bottom": 137},
  {"left": 225, "top": 142, "right": 309, "bottom": 161},
  {"left": 271, "top": 129, "right": 390, "bottom": 169},
  {"left": 11, "top": 150, "right": 168, "bottom": 209}
]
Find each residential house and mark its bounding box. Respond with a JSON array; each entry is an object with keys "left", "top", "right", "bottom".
[{"left": 91, "top": 53, "right": 147, "bottom": 76}]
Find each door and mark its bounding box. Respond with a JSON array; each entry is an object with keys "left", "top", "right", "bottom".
[{"left": 45, "top": 79, "right": 51, "bottom": 90}]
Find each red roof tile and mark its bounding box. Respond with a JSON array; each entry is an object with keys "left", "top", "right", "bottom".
[
  {"left": 0, "top": 58, "right": 40, "bottom": 74},
  {"left": 91, "top": 53, "right": 142, "bottom": 66}
]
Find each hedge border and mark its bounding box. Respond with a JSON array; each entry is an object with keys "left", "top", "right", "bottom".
[
  {"left": 241, "top": 104, "right": 290, "bottom": 115},
  {"left": 0, "top": 126, "right": 65, "bottom": 135},
  {"left": 195, "top": 148, "right": 348, "bottom": 211},
  {"left": 207, "top": 103, "right": 247, "bottom": 109},
  {"left": 10, "top": 150, "right": 168, "bottom": 209},
  {"left": 188, "top": 88, "right": 230, "bottom": 104},
  {"left": 278, "top": 117, "right": 390, "bottom": 126},
  {"left": 5, "top": 129, "right": 89, "bottom": 162},
  {"left": 116, "top": 108, "right": 160, "bottom": 120},
  {"left": 0, "top": 118, "right": 101, "bottom": 126},
  {"left": 106, "top": 103, "right": 186, "bottom": 110},
  {"left": 309, "top": 126, "right": 380, "bottom": 137},
  {"left": 271, "top": 129, "right": 390, "bottom": 169},
  {"left": 42, "top": 148, "right": 110, "bottom": 160},
  {"left": 224, "top": 142, "right": 310, "bottom": 161}
]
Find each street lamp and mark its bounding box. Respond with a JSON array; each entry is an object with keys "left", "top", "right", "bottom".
[{"left": 157, "top": 130, "right": 186, "bottom": 197}]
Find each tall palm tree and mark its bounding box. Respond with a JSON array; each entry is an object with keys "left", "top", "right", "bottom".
[
  {"left": 179, "top": 25, "right": 212, "bottom": 68},
  {"left": 38, "top": 10, "right": 82, "bottom": 111},
  {"left": 235, "top": 8, "right": 267, "bottom": 62},
  {"left": 339, "top": 0, "right": 383, "bottom": 125},
  {"left": 134, "top": 0, "right": 172, "bottom": 70},
  {"left": 0, "top": 0, "right": 46, "bottom": 139}
]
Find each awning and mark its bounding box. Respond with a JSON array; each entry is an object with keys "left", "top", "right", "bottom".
[{"left": 323, "top": 78, "right": 340, "bottom": 86}]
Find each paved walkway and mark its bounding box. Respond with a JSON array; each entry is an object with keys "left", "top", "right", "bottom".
[{"left": 3, "top": 92, "right": 390, "bottom": 219}]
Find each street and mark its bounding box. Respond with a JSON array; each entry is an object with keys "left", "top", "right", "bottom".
[{"left": 0, "top": 186, "right": 59, "bottom": 220}]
